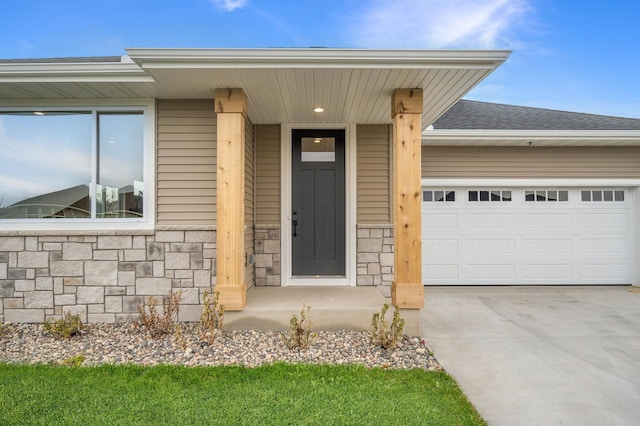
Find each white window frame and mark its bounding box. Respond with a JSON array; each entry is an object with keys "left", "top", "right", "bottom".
[
  {"left": 0, "top": 99, "right": 155, "bottom": 231},
  {"left": 422, "top": 189, "right": 456, "bottom": 202},
  {"left": 524, "top": 189, "right": 569, "bottom": 202},
  {"left": 580, "top": 189, "right": 626, "bottom": 203}
]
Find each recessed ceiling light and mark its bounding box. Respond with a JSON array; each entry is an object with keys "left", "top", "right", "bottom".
[
  {"left": 34, "top": 111, "right": 45, "bottom": 116},
  {"left": 313, "top": 107, "right": 324, "bottom": 113},
  {"left": 314, "top": 138, "right": 322, "bottom": 144}
]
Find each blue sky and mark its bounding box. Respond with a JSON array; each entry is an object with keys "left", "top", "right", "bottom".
[{"left": 2, "top": 0, "right": 639, "bottom": 118}]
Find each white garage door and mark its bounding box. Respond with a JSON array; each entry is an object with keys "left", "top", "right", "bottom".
[{"left": 422, "top": 187, "right": 632, "bottom": 285}]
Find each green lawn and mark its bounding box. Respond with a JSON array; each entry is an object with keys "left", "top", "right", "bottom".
[{"left": 0, "top": 363, "right": 484, "bottom": 425}]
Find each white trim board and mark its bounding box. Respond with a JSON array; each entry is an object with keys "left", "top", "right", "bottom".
[
  {"left": 280, "top": 123, "right": 357, "bottom": 287},
  {"left": 422, "top": 178, "right": 640, "bottom": 187}
]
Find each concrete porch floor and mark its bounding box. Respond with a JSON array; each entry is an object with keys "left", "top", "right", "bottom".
[{"left": 224, "top": 286, "right": 411, "bottom": 333}]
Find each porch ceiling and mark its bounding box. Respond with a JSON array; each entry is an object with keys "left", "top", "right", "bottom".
[{"left": 0, "top": 48, "right": 510, "bottom": 128}]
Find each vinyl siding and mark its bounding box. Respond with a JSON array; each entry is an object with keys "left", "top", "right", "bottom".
[
  {"left": 422, "top": 146, "right": 640, "bottom": 178},
  {"left": 156, "top": 99, "right": 216, "bottom": 225},
  {"left": 254, "top": 125, "right": 281, "bottom": 224},
  {"left": 245, "top": 118, "right": 255, "bottom": 288},
  {"left": 357, "top": 124, "right": 391, "bottom": 223}
]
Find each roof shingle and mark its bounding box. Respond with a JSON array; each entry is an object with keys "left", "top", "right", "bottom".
[{"left": 433, "top": 100, "right": 640, "bottom": 130}]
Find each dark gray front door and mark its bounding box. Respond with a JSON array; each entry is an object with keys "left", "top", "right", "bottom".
[{"left": 292, "top": 129, "right": 345, "bottom": 276}]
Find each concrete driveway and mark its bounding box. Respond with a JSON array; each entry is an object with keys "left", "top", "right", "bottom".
[{"left": 421, "top": 286, "right": 640, "bottom": 426}]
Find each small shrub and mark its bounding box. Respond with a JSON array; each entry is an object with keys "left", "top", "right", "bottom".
[
  {"left": 137, "top": 290, "right": 182, "bottom": 339},
  {"left": 174, "top": 324, "right": 188, "bottom": 350},
  {"left": 44, "top": 312, "right": 84, "bottom": 340},
  {"left": 370, "top": 303, "right": 405, "bottom": 349},
  {"left": 61, "top": 354, "right": 85, "bottom": 367},
  {"left": 199, "top": 291, "right": 225, "bottom": 345},
  {"left": 286, "top": 304, "right": 316, "bottom": 349}
]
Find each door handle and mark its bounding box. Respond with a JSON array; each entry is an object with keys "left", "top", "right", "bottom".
[{"left": 292, "top": 220, "right": 298, "bottom": 237}]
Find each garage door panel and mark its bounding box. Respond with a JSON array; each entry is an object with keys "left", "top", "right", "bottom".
[
  {"left": 521, "top": 213, "right": 571, "bottom": 229},
  {"left": 423, "top": 239, "right": 458, "bottom": 255},
  {"left": 463, "top": 214, "right": 514, "bottom": 229},
  {"left": 579, "top": 238, "right": 630, "bottom": 254},
  {"left": 422, "top": 213, "right": 457, "bottom": 231},
  {"left": 520, "top": 239, "right": 572, "bottom": 255},
  {"left": 521, "top": 264, "right": 573, "bottom": 280},
  {"left": 578, "top": 263, "right": 630, "bottom": 281},
  {"left": 422, "top": 186, "right": 632, "bottom": 285},
  {"left": 423, "top": 264, "right": 459, "bottom": 280},
  {"left": 465, "top": 264, "right": 516, "bottom": 280},
  {"left": 578, "top": 213, "right": 629, "bottom": 230},
  {"left": 464, "top": 239, "right": 515, "bottom": 255}
]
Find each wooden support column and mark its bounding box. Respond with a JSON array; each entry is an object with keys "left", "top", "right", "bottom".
[
  {"left": 215, "top": 88, "right": 247, "bottom": 310},
  {"left": 391, "top": 89, "right": 424, "bottom": 309}
]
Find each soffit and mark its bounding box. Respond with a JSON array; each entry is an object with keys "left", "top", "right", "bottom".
[{"left": 0, "top": 48, "right": 510, "bottom": 128}]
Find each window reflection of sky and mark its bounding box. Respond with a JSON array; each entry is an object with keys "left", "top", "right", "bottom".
[
  {"left": 0, "top": 112, "right": 143, "bottom": 209},
  {"left": 0, "top": 113, "right": 92, "bottom": 207}
]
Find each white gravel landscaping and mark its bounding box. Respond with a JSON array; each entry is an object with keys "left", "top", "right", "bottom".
[{"left": 0, "top": 323, "right": 442, "bottom": 370}]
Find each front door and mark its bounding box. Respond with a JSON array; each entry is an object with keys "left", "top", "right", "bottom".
[{"left": 291, "top": 129, "right": 345, "bottom": 276}]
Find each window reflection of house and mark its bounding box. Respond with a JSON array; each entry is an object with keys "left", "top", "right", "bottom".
[
  {"left": 0, "top": 184, "right": 90, "bottom": 219},
  {"left": 0, "top": 182, "right": 143, "bottom": 219}
]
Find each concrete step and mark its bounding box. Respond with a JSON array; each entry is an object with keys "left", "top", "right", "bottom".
[{"left": 224, "top": 286, "right": 391, "bottom": 332}]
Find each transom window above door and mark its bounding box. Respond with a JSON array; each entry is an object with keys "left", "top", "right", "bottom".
[{"left": 301, "top": 137, "right": 335, "bottom": 162}]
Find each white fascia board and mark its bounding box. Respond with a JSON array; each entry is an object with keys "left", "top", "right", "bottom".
[
  {"left": 126, "top": 48, "right": 511, "bottom": 69},
  {"left": 422, "top": 178, "right": 640, "bottom": 187},
  {"left": 0, "top": 62, "right": 153, "bottom": 83},
  {"left": 422, "top": 129, "right": 640, "bottom": 144}
]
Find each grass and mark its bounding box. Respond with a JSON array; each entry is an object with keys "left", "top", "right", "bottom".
[{"left": 0, "top": 363, "right": 485, "bottom": 425}]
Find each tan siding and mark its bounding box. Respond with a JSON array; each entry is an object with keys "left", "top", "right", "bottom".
[
  {"left": 156, "top": 99, "right": 216, "bottom": 225},
  {"left": 422, "top": 146, "right": 640, "bottom": 179},
  {"left": 254, "top": 125, "right": 281, "bottom": 224},
  {"left": 245, "top": 118, "right": 255, "bottom": 288},
  {"left": 357, "top": 124, "right": 391, "bottom": 223}
]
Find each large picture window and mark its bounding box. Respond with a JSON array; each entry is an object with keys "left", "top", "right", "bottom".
[{"left": 0, "top": 110, "right": 144, "bottom": 220}]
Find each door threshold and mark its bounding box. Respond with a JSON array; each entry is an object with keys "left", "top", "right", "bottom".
[{"left": 286, "top": 276, "right": 351, "bottom": 286}]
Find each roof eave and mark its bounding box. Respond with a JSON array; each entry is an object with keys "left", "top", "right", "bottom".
[
  {"left": 422, "top": 129, "right": 640, "bottom": 146},
  {"left": 0, "top": 58, "right": 154, "bottom": 83},
  {"left": 125, "top": 47, "right": 511, "bottom": 69}
]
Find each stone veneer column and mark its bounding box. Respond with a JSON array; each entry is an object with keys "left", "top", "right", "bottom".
[
  {"left": 356, "top": 225, "right": 394, "bottom": 288},
  {"left": 253, "top": 224, "right": 281, "bottom": 286}
]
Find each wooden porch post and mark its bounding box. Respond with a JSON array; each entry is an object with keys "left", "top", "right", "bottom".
[
  {"left": 214, "top": 88, "right": 247, "bottom": 310},
  {"left": 391, "top": 89, "right": 424, "bottom": 309}
]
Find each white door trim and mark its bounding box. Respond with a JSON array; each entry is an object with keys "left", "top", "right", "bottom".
[{"left": 280, "top": 123, "right": 357, "bottom": 286}]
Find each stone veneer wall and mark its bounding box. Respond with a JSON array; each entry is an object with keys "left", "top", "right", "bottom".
[
  {"left": 0, "top": 229, "right": 216, "bottom": 324},
  {"left": 254, "top": 224, "right": 281, "bottom": 286},
  {"left": 356, "top": 224, "right": 394, "bottom": 287}
]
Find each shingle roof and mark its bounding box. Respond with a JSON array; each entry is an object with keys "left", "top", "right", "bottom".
[
  {"left": 0, "top": 56, "right": 122, "bottom": 64},
  {"left": 433, "top": 100, "right": 640, "bottom": 130}
]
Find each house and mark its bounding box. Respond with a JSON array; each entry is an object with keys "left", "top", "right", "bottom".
[{"left": 1, "top": 48, "right": 638, "bottom": 335}]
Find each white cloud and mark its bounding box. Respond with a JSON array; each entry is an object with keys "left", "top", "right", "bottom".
[
  {"left": 348, "top": 0, "right": 529, "bottom": 49},
  {"left": 211, "top": 0, "right": 249, "bottom": 12}
]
